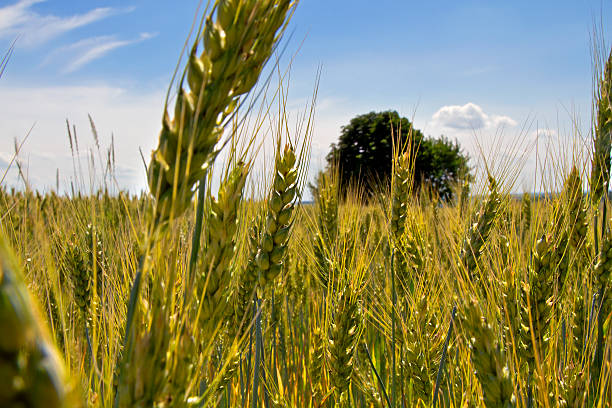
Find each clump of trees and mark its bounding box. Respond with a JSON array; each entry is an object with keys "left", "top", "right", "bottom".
[{"left": 325, "top": 110, "right": 470, "bottom": 200}]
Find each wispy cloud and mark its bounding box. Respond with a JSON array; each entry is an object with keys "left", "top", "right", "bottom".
[
  {"left": 431, "top": 102, "right": 517, "bottom": 130},
  {"left": 0, "top": 84, "right": 165, "bottom": 192},
  {"left": 44, "top": 32, "right": 156, "bottom": 73},
  {"left": 0, "top": 0, "right": 134, "bottom": 47}
]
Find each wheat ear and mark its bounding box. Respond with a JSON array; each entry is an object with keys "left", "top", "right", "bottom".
[
  {"left": 327, "top": 286, "right": 362, "bottom": 406},
  {"left": 316, "top": 169, "right": 339, "bottom": 244},
  {"left": 520, "top": 234, "right": 554, "bottom": 369},
  {"left": 64, "top": 235, "right": 91, "bottom": 324},
  {"left": 460, "top": 175, "right": 501, "bottom": 279},
  {"left": 459, "top": 299, "right": 516, "bottom": 408},
  {"left": 255, "top": 143, "right": 298, "bottom": 287},
  {"left": 148, "top": 0, "right": 295, "bottom": 228},
  {"left": 594, "top": 227, "right": 612, "bottom": 319},
  {"left": 198, "top": 162, "right": 248, "bottom": 333},
  {"left": 571, "top": 294, "right": 586, "bottom": 362},
  {"left": 314, "top": 169, "right": 339, "bottom": 289},
  {"left": 403, "top": 296, "right": 436, "bottom": 402},
  {"left": 390, "top": 152, "right": 411, "bottom": 240},
  {"left": 560, "top": 365, "right": 587, "bottom": 407},
  {"left": 309, "top": 326, "right": 325, "bottom": 404},
  {"left": 590, "top": 49, "right": 612, "bottom": 206},
  {"left": 565, "top": 166, "right": 588, "bottom": 252}
]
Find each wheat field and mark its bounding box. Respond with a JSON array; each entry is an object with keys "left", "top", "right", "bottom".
[{"left": 1, "top": 1, "right": 612, "bottom": 407}]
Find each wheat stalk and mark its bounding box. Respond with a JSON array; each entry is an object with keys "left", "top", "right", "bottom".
[
  {"left": 521, "top": 193, "right": 532, "bottom": 240},
  {"left": 459, "top": 178, "right": 470, "bottom": 217}
]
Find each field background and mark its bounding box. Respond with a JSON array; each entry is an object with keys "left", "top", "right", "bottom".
[{"left": 1, "top": 1, "right": 612, "bottom": 407}]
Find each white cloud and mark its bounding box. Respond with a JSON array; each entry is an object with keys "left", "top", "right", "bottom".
[
  {"left": 491, "top": 115, "right": 518, "bottom": 128},
  {"left": 43, "top": 32, "right": 156, "bottom": 73},
  {"left": 0, "top": 0, "right": 133, "bottom": 47},
  {"left": 0, "top": 84, "right": 165, "bottom": 193},
  {"left": 0, "top": 81, "right": 322, "bottom": 196},
  {"left": 431, "top": 102, "right": 517, "bottom": 130},
  {"left": 0, "top": 0, "right": 41, "bottom": 33}
]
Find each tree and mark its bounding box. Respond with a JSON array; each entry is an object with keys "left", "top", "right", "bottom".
[{"left": 326, "top": 110, "right": 469, "bottom": 200}]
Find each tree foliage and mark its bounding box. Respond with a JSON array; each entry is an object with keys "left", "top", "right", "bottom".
[{"left": 326, "top": 110, "right": 470, "bottom": 200}]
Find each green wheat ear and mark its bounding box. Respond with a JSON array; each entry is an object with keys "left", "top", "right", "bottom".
[
  {"left": 390, "top": 151, "right": 411, "bottom": 240},
  {"left": 313, "top": 168, "right": 339, "bottom": 289},
  {"left": 316, "top": 168, "right": 339, "bottom": 244},
  {"left": 256, "top": 143, "right": 299, "bottom": 287},
  {"left": 148, "top": 0, "right": 295, "bottom": 230},
  {"left": 64, "top": 237, "right": 89, "bottom": 311},
  {"left": 571, "top": 294, "right": 586, "bottom": 362},
  {"left": 459, "top": 299, "right": 516, "bottom": 408},
  {"left": 590, "top": 48, "right": 612, "bottom": 207},
  {"left": 391, "top": 152, "right": 414, "bottom": 294},
  {"left": 308, "top": 326, "right": 326, "bottom": 404},
  {"left": 594, "top": 227, "right": 612, "bottom": 318},
  {"left": 460, "top": 175, "right": 501, "bottom": 281},
  {"left": 232, "top": 144, "right": 299, "bottom": 329},
  {"left": 402, "top": 295, "right": 436, "bottom": 402},
  {"left": 327, "top": 284, "right": 362, "bottom": 406},
  {"left": 564, "top": 166, "right": 588, "bottom": 252},
  {"left": 520, "top": 234, "right": 554, "bottom": 369},
  {"left": 560, "top": 364, "right": 587, "bottom": 407},
  {"left": 198, "top": 161, "right": 248, "bottom": 335}
]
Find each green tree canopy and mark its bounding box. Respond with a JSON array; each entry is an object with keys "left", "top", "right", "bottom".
[{"left": 326, "top": 110, "right": 470, "bottom": 200}]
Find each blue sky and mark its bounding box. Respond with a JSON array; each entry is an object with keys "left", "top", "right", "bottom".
[{"left": 0, "top": 0, "right": 611, "bottom": 194}]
